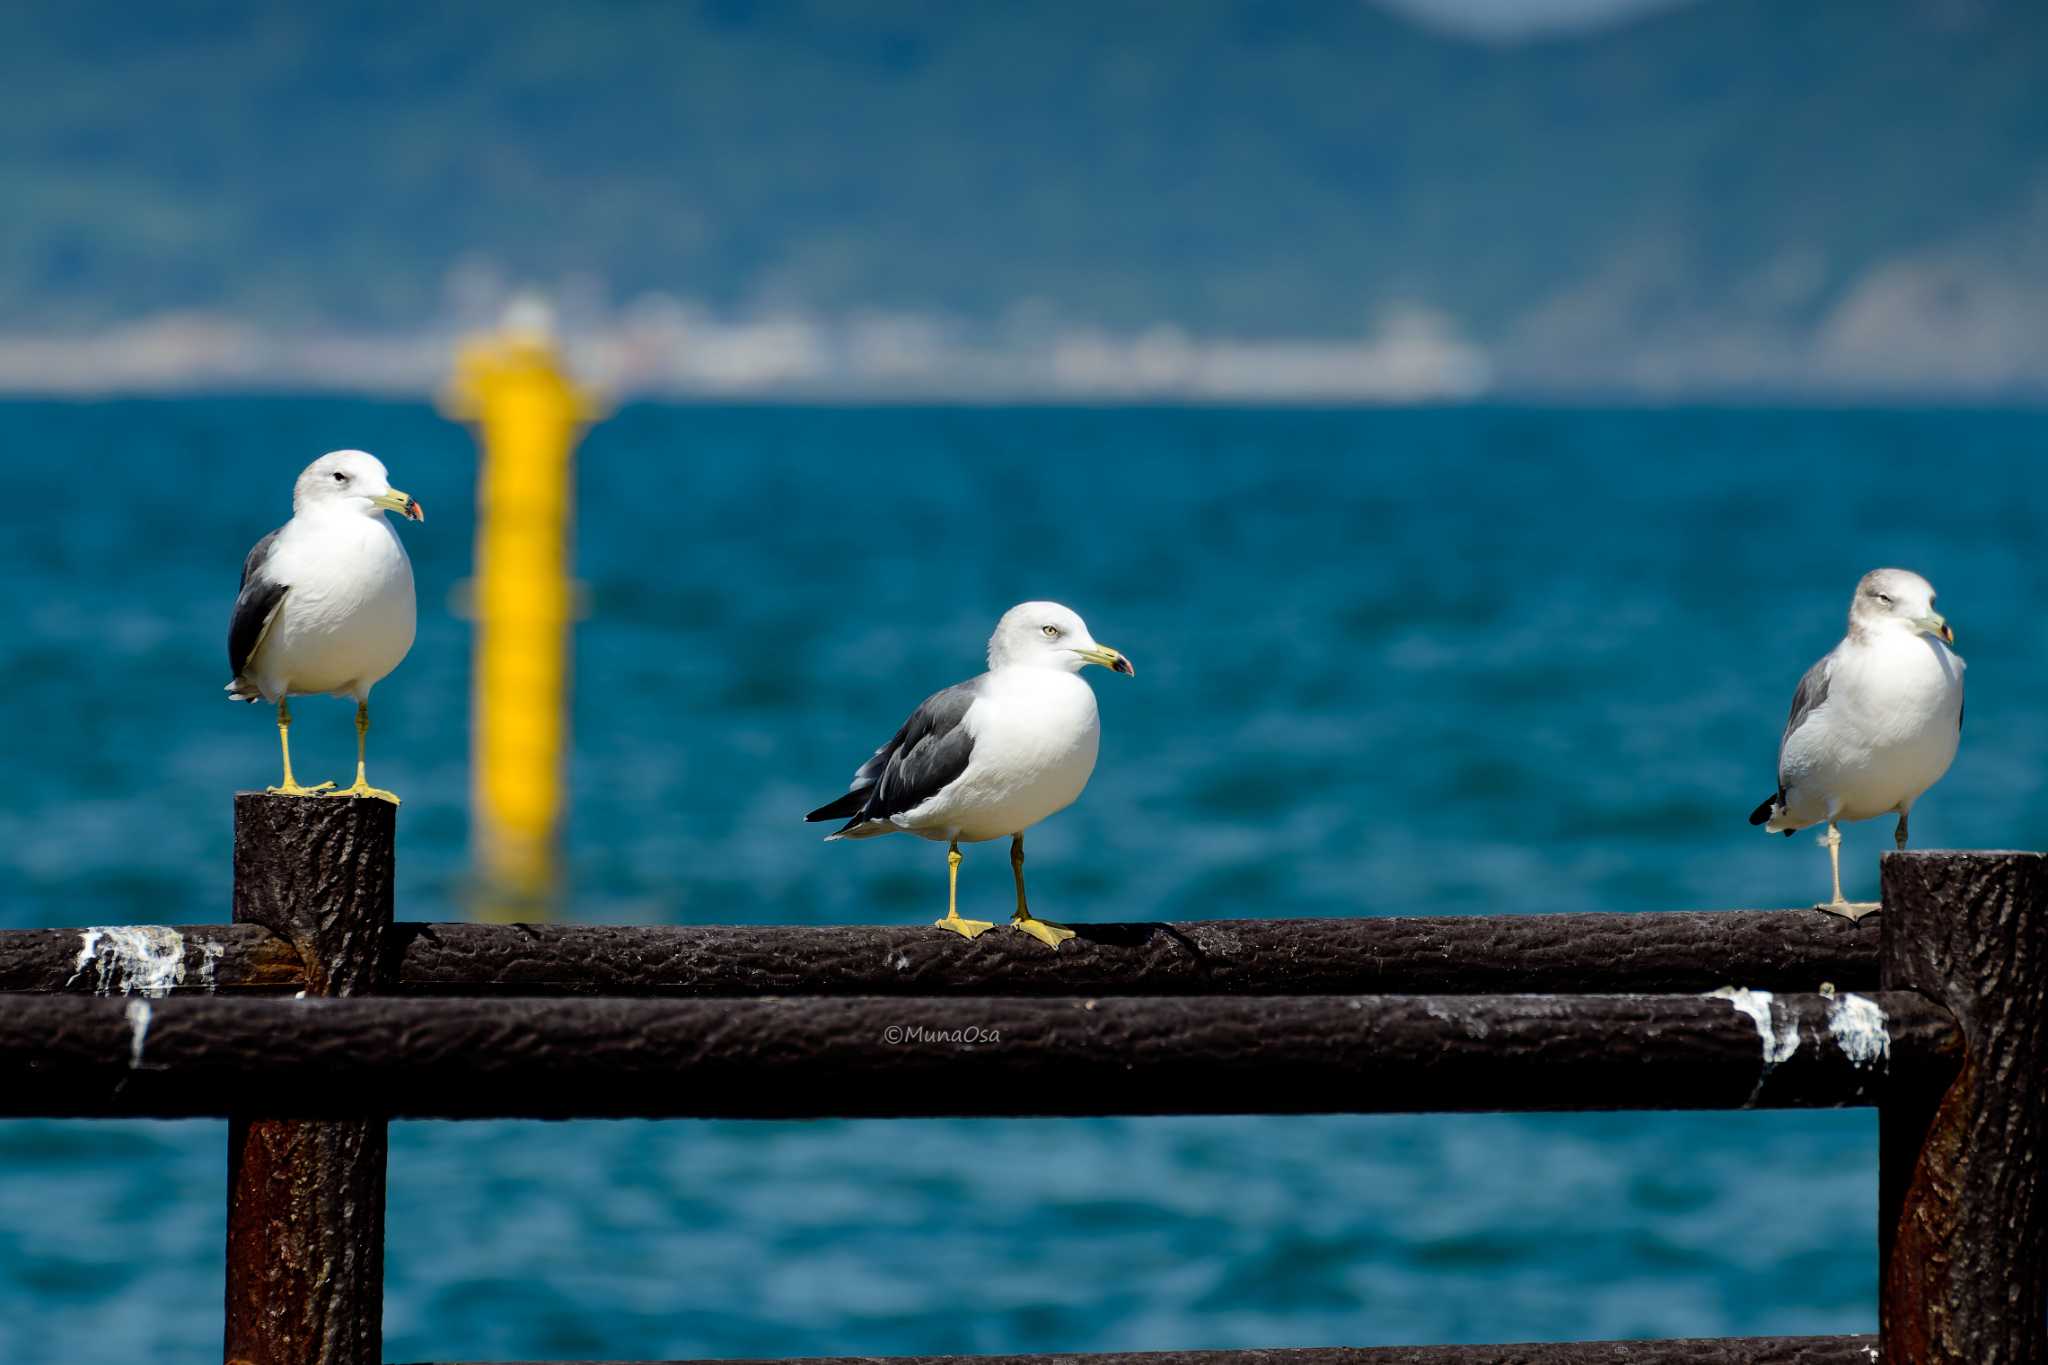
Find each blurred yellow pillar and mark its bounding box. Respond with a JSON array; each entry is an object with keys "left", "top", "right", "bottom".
[{"left": 442, "top": 306, "right": 598, "bottom": 913}]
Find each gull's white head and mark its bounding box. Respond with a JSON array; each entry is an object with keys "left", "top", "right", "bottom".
[
  {"left": 987, "top": 601, "right": 1135, "bottom": 676},
  {"left": 1849, "top": 567, "right": 1953, "bottom": 644},
  {"left": 292, "top": 450, "right": 425, "bottom": 524}
]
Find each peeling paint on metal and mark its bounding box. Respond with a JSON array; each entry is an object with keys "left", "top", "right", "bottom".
[
  {"left": 124, "top": 999, "right": 151, "bottom": 1069},
  {"left": 68, "top": 926, "right": 201, "bottom": 997},
  {"left": 1827, "top": 991, "right": 1891, "bottom": 1070}
]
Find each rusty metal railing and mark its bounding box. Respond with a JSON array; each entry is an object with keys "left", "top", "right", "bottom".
[{"left": 0, "top": 794, "right": 2040, "bottom": 1365}]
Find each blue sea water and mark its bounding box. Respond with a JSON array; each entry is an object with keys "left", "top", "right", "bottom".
[{"left": 1, "top": 399, "right": 2043, "bottom": 1361}]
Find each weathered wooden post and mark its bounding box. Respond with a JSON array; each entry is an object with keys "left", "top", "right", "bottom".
[
  {"left": 225, "top": 793, "right": 393, "bottom": 1365},
  {"left": 1880, "top": 850, "right": 2048, "bottom": 1365}
]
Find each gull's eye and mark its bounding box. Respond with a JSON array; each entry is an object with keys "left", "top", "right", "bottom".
[
  {"left": 1877, "top": 593, "right": 1893, "bottom": 606},
  {"left": 1041, "top": 624, "right": 1060, "bottom": 639},
  {"left": 332, "top": 471, "right": 348, "bottom": 484}
]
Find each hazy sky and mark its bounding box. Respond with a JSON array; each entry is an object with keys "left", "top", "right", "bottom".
[{"left": 1374, "top": 0, "right": 1698, "bottom": 39}]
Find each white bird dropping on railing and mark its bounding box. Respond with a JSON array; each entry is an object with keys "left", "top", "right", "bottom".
[
  {"left": 225, "top": 450, "right": 424, "bottom": 803},
  {"left": 67, "top": 926, "right": 220, "bottom": 997},
  {"left": 805, "top": 601, "right": 1135, "bottom": 950},
  {"left": 1748, "top": 568, "right": 1964, "bottom": 919}
]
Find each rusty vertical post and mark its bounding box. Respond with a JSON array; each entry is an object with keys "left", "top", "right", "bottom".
[
  {"left": 1879, "top": 850, "right": 2048, "bottom": 1365},
  {"left": 225, "top": 793, "right": 394, "bottom": 1365}
]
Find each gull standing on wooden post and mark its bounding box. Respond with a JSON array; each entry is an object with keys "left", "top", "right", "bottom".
[
  {"left": 1749, "top": 568, "right": 1964, "bottom": 920},
  {"left": 806, "top": 602, "right": 1135, "bottom": 949},
  {"left": 226, "top": 450, "right": 425, "bottom": 803}
]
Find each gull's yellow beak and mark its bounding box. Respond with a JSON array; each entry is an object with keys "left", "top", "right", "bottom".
[
  {"left": 374, "top": 488, "right": 426, "bottom": 522},
  {"left": 1075, "top": 643, "right": 1135, "bottom": 676},
  {"left": 1916, "top": 613, "right": 1954, "bottom": 645}
]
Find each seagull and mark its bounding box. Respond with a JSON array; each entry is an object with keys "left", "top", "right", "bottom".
[
  {"left": 806, "top": 601, "right": 1135, "bottom": 949},
  {"left": 1749, "top": 568, "right": 1964, "bottom": 920},
  {"left": 226, "top": 450, "right": 424, "bottom": 803}
]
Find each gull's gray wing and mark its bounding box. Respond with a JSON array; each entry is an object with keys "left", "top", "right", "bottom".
[
  {"left": 1779, "top": 653, "right": 1833, "bottom": 756},
  {"left": 1750, "top": 651, "right": 1833, "bottom": 828},
  {"left": 805, "top": 677, "right": 983, "bottom": 833},
  {"left": 226, "top": 528, "right": 288, "bottom": 692}
]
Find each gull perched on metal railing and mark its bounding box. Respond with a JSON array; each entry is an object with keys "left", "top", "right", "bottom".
[
  {"left": 806, "top": 601, "right": 1134, "bottom": 949},
  {"left": 226, "top": 450, "right": 425, "bottom": 803},
  {"left": 1749, "top": 568, "right": 1964, "bottom": 920}
]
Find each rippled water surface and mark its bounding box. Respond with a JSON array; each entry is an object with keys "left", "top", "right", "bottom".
[{"left": 2, "top": 400, "right": 2043, "bottom": 1360}]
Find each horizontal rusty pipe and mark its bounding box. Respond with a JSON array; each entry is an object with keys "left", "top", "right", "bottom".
[
  {"left": 7, "top": 924, "right": 299, "bottom": 995},
  {"left": 4, "top": 908, "right": 1879, "bottom": 999},
  {"left": 0, "top": 990, "right": 1953, "bottom": 1120},
  {"left": 400, "top": 1336, "right": 1882, "bottom": 1364}
]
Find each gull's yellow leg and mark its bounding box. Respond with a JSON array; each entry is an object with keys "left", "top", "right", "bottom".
[
  {"left": 1007, "top": 833, "right": 1075, "bottom": 949},
  {"left": 267, "top": 698, "right": 334, "bottom": 797},
  {"left": 934, "top": 840, "right": 993, "bottom": 939},
  {"left": 328, "top": 701, "right": 401, "bottom": 804},
  {"left": 1827, "top": 821, "right": 1843, "bottom": 904},
  {"left": 1816, "top": 819, "right": 1880, "bottom": 922}
]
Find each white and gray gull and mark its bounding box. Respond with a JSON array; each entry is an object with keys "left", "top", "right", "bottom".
[
  {"left": 806, "top": 601, "right": 1135, "bottom": 949},
  {"left": 226, "top": 450, "right": 425, "bottom": 803},
  {"left": 1749, "top": 568, "right": 1964, "bottom": 919}
]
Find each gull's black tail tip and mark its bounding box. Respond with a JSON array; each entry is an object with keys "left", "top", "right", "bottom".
[
  {"left": 1748, "top": 792, "right": 1782, "bottom": 827},
  {"left": 806, "top": 790, "right": 867, "bottom": 824}
]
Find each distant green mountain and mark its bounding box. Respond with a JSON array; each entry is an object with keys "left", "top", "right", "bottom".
[{"left": 2, "top": 0, "right": 2044, "bottom": 389}]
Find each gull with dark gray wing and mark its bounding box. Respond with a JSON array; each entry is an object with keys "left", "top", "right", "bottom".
[
  {"left": 1749, "top": 568, "right": 1964, "bottom": 919},
  {"left": 226, "top": 450, "right": 425, "bottom": 802},
  {"left": 808, "top": 601, "right": 1135, "bottom": 948}
]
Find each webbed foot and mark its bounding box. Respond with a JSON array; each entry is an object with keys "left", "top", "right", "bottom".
[
  {"left": 328, "top": 779, "right": 400, "bottom": 805},
  {"left": 1815, "top": 899, "right": 1881, "bottom": 923},
  {"left": 1009, "top": 911, "right": 1076, "bottom": 949},
  {"left": 267, "top": 780, "right": 335, "bottom": 797}
]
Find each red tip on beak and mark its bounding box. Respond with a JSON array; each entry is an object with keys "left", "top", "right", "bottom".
[
  {"left": 405, "top": 498, "right": 425, "bottom": 523},
  {"left": 1112, "top": 654, "right": 1135, "bottom": 676}
]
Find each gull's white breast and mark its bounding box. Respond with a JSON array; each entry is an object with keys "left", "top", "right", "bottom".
[
  {"left": 903, "top": 668, "right": 1101, "bottom": 842},
  {"left": 253, "top": 512, "right": 417, "bottom": 699},
  {"left": 1780, "top": 631, "right": 1963, "bottom": 824}
]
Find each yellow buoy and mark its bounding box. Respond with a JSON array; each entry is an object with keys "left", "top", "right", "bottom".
[{"left": 441, "top": 302, "right": 599, "bottom": 914}]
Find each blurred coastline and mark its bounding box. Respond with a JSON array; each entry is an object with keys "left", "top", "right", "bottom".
[
  {"left": 5, "top": 0, "right": 2046, "bottom": 403},
  {"left": 9, "top": 275, "right": 2045, "bottom": 402},
  {"left": 0, "top": 304, "right": 1495, "bottom": 403}
]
